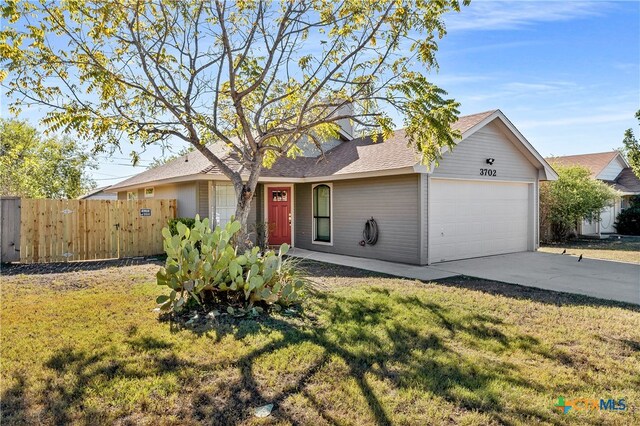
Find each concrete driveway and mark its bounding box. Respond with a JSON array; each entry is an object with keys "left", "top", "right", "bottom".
[
  {"left": 290, "top": 248, "right": 639, "bottom": 305},
  {"left": 433, "top": 252, "right": 640, "bottom": 305}
]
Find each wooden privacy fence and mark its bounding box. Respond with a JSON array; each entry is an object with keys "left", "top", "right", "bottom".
[
  {"left": 1, "top": 197, "right": 21, "bottom": 263},
  {"left": 18, "top": 199, "right": 176, "bottom": 263}
]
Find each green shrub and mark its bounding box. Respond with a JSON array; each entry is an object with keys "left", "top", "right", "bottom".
[
  {"left": 615, "top": 197, "right": 640, "bottom": 235},
  {"left": 167, "top": 217, "right": 197, "bottom": 236},
  {"left": 156, "top": 215, "right": 305, "bottom": 314},
  {"left": 541, "top": 164, "right": 619, "bottom": 241}
]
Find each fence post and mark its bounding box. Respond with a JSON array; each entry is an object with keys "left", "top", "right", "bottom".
[{"left": 0, "top": 197, "right": 21, "bottom": 263}]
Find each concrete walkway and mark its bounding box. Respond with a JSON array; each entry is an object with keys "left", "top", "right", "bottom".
[
  {"left": 289, "top": 248, "right": 640, "bottom": 305},
  {"left": 288, "top": 248, "right": 457, "bottom": 281}
]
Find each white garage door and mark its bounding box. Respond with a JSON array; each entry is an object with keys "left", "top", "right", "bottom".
[{"left": 430, "top": 179, "right": 531, "bottom": 263}]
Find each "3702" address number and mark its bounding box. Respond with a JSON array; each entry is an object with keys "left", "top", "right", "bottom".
[{"left": 480, "top": 168, "right": 497, "bottom": 176}]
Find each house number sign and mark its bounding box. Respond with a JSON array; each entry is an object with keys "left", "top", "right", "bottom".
[
  {"left": 140, "top": 208, "right": 152, "bottom": 216},
  {"left": 479, "top": 168, "right": 497, "bottom": 176}
]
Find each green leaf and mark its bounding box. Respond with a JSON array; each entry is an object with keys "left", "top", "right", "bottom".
[
  {"left": 156, "top": 295, "right": 170, "bottom": 304},
  {"left": 249, "top": 275, "right": 264, "bottom": 291},
  {"left": 229, "top": 260, "right": 240, "bottom": 278},
  {"left": 228, "top": 220, "right": 241, "bottom": 235},
  {"left": 279, "top": 243, "right": 289, "bottom": 256},
  {"left": 161, "top": 227, "right": 172, "bottom": 240}
]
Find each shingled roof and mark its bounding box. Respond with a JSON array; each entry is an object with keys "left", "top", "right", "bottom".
[
  {"left": 546, "top": 151, "right": 620, "bottom": 178},
  {"left": 546, "top": 150, "right": 640, "bottom": 195},
  {"left": 611, "top": 167, "right": 640, "bottom": 194},
  {"left": 110, "top": 110, "right": 499, "bottom": 190}
]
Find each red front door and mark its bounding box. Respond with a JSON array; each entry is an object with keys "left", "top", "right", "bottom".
[{"left": 267, "top": 187, "right": 292, "bottom": 245}]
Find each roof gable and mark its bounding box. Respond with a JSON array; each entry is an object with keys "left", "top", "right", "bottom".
[
  {"left": 110, "top": 109, "right": 555, "bottom": 191},
  {"left": 432, "top": 120, "right": 539, "bottom": 180},
  {"left": 546, "top": 151, "right": 627, "bottom": 179},
  {"left": 433, "top": 109, "right": 557, "bottom": 180}
]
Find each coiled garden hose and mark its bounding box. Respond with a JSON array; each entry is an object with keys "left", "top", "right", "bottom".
[{"left": 362, "top": 217, "right": 379, "bottom": 246}]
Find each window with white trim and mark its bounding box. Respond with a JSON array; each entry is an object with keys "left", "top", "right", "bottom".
[
  {"left": 144, "top": 187, "right": 154, "bottom": 198},
  {"left": 215, "top": 182, "right": 236, "bottom": 228},
  {"left": 313, "top": 184, "right": 332, "bottom": 243},
  {"left": 127, "top": 191, "right": 138, "bottom": 200}
]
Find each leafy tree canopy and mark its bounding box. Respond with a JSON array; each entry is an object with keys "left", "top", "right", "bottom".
[
  {"left": 540, "top": 164, "right": 619, "bottom": 240},
  {"left": 621, "top": 110, "right": 640, "bottom": 178},
  {"left": 0, "top": 119, "right": 96, "bottom": 198},
  {"left": 1, "top": 0, "right": 468, "bottom": 228}
]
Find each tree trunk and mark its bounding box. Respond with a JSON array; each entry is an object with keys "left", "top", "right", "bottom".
[{"left": 232, "top": 162, "right": 262, "bottom": 251}]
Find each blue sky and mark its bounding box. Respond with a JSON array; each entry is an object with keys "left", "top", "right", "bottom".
[
  {"left": 434, "top": 0, "right": 639, "bottom": 156},
  {"left": 4, "top": 0, "right": 639, "bottom": 187}
]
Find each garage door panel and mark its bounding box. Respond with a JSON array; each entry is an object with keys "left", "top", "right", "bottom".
[{"left": 430, "top": 179, "right": 531, "bottom": 263}]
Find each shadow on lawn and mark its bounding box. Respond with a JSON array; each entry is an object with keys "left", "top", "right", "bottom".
[
  {"left": 1, "top": 289, "right": 608, "bottom": 425},
  {"left": 194, "top": 290, "right": 607, "bottom": 425},
  {"left": 175, "top": 293, "right": 583, "bottom": 425}
]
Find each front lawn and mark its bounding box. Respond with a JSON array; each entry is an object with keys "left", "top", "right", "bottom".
[
  {"left": 1, "top": 261, "right": 639, "bottom": 425},
  {"left": 539, "top": 236, "right": 640, "bottom": 264}
]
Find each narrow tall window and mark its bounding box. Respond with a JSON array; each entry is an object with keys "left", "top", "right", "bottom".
[
  {"left": 313, "top": 184, "right": 331, "bottom": 242},
  {"left": 215, "top": 182, "right": 236, "bottom": 228}
]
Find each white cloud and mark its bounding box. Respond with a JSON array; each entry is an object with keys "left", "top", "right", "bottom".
[
  {"left": 465, "top": 80, "right": 580, "bottom": 102},
  {"left": 445, "top": 1, "right": 608, "bottom": 31},
  {"left": 518, "top": 112, "right": 631, "bottom": 128},
  {"left": 428, "top": 74, "right": 494, "bottom": 85}
]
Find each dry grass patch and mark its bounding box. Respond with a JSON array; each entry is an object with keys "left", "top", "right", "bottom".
[
  {"left": 540, "top": 236, "right": 640, "bottom": 263},
  {"left": 1, "top": 261, "right": 639, "bottom": 425}
]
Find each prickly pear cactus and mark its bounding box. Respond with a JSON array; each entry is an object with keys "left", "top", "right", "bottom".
[{"left": 156, "top": 215, "right": 305, "bottom": 313}]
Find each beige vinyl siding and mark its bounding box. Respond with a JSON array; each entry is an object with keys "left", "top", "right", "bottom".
[
  {"left": 161, "top": 183, "right": 197, "bottom": 218},
  {"left": 420, "top": 174, "right": 429, "bottom": 265},
  {"left": 432, "top": 121, "right": 538, "bottom": 181},
  {"left": 118, "top": 183, "right": 197, "bottom": 217},
  {"left": 117, "top": 189, "right": 144, "bottom": 200},
  {"left": 295, "top": 174, "right": 420, "bottom": 264}
]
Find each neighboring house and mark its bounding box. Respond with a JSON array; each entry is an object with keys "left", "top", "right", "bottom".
[
  {"left": 548, "top": 151, "right": 640, "bottom": 235},
  {"left": 79, "top": 185, "right": 117, "bottom": 200},
  {"left": 109, "top": 109, "right": 557, "bottom": 264}
]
